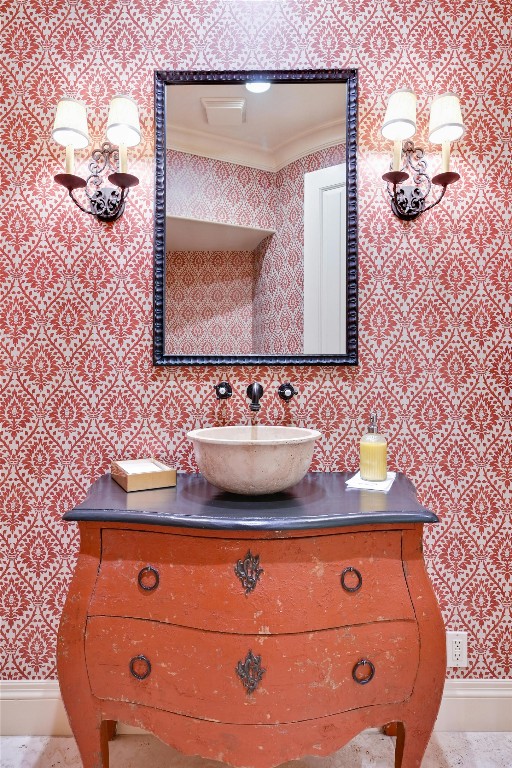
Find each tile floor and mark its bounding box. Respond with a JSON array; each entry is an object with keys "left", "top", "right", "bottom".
[{"left": 1, "top": 733, "right": 512, "bottom": 768}]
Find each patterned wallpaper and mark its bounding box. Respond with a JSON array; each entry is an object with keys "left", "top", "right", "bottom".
[
  {"left": 167, "top": 149, "right": 278, "bottom": 229},
  {"left": 166, "top": 249, "right": 255, "bottom": 355},
  {"left": 0, "top": 1, "right": 510, "bottom": 682}
]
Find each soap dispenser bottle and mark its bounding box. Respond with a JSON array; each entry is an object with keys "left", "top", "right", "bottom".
[{"left": 360, "top": 412, "right": 387, "bottom": 482}]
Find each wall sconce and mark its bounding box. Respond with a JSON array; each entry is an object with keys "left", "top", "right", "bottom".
[
  {"left": 52, "top": 95, "right": 141, "bottom": 222},
  {"left": 381, "top": 89, "right": 464, "bottom": 222}
]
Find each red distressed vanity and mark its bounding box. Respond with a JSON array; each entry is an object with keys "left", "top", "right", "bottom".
[{"left": 58, "top": 472, "right": 445, "bottom": 768}]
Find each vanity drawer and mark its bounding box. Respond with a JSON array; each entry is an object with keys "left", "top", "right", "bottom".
[
  {"left": 90, "top": 529, "right": 415, "bottom": 633},
  {"left": 85, "top": 616, "right": 419, "bottom": 725}
]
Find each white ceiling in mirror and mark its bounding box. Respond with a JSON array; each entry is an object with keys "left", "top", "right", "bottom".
[
  {"left": 166, "top": 82, "right": 346, "bottom": 172},
  {"left": 201, "top": 97, "right": 246, "bottom": 126}
]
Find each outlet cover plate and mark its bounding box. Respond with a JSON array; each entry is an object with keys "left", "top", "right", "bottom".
[{"left": 446, "top": 631, "right": 468, "bottom": 667}]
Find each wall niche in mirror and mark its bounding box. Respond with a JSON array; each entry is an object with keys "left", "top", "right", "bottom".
[{"left": 153, "top": 69, "right": 358, "bottom": 366}]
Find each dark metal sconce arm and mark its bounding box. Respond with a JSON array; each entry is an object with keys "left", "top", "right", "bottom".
[
  {"left": 68, "top": 188, "right": 104, "bottom": 217},
  {"left": 383, "top": 162, "right": 460, "bottom": 223},
  {"left": 54, "top": 143, "right": 139, "bottom": 223},
  {"left": 108, "top": 172, "right": 139, "bottom": 190},
  {"left": 54, "top": 173, "right": 100, "bottom": 216},
  {"left": 64, "top": 181, "right": 131, "bottom": 222},
  {"left": 420, "top": 182, "right": 448, "bottom": 214},
  {"left": 69, "top": 189, "right": 94, "bottom": 216},
  {"left": 382, "top": 140, "right": 461, "bottom": 222}
]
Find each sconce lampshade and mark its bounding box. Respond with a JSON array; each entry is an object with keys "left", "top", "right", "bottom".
[
  {"left": 106, "top": 95, "right": 141, "bottom": 147},
  {"left": 381, "top": 87, "right": 417, "bottom": 141},
  {"left": 52, "top": 97, "right": 89, "bottom": 149},
  {"left": 428, "top": 92, "right": 464, "bottom": 144}
]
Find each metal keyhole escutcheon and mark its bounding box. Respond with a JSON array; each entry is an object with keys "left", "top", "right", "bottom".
[
  {"left": 236, "top": 650, "right": 265, "bottom": 693},
  {"left": 234, "top": 550, "right": 263, "bottom": 594}
]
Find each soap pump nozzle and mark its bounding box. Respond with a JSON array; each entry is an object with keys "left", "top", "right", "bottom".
[{"left": 368, "top": 412, "right": 379, "bottom": 434}]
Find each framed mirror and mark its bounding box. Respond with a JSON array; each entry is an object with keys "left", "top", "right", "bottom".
[{"left": 153, "top": 69, "right": 358, "bottom": 366}]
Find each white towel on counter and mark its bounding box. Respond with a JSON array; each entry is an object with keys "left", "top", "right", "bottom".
[{"left": 345, "top": 471, "right": 396, "bottom": 493}]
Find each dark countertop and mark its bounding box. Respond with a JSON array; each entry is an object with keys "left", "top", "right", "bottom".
[{"left": 64, "top": 472, "right": 438, "bottom": 531}]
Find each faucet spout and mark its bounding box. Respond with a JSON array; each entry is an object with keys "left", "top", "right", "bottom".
[{"left": 246, "top": 382, "right": 264, "bottom": 412}]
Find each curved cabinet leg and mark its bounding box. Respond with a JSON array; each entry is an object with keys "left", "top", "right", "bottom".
[
  {"left": 59, "top": 695, "right": 110, "bottom": 767},
  {"left": 58, "top": 524, "right": 109, "bottom": 767},
  {"left": 395, "top": 529, "right": 445, "bottom": 767},
  {"left": 395, "top": 721, "right": 431, "bottom": 767},
  {"left": 77, "top": 719, "right": 110, "bottom": 768}
]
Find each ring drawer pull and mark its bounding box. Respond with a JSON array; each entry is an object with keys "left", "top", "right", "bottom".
[
  {"left": 137, "top": 565, "right": 160, "bottom": 591},
  {"left": 129, "top": 655, "right": 151, "bottom": 681},
  {"left": 352, "top": 658, "right": 375, "bottom": 685},
  {"left": 340, "top": 566, "right": 363, "bottom": 593}
]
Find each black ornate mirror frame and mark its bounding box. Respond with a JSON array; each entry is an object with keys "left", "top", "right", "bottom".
[{"left": 153, "top": 68, "right": 358, "bottom": 366}]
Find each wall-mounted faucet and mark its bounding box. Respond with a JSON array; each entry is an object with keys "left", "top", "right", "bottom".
[
  {"left": 278, "top": 383, "right": 298, "bottom": 403},
  {"left": 214, "top": 381, "right": 232, "bottom": 400},
  {"left": 246, "top": 382, "right": 264, "bottom": 412}
]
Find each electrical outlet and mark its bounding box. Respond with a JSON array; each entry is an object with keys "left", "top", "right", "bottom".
[{"left": 446, "top": 631, "right": 468, "bottom": 667}]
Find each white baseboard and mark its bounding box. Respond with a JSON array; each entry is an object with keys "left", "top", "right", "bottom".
[
  {"left": 1, "top": 679, "right": 511, "bottom": 737},
  {"left": 0, "top": 681, "right": 143, "bottom": 737},
  {"left": 435, "top": 680, "right": 512, "bottom": 732}
]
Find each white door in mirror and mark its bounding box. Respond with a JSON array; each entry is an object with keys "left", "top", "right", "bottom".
[{"left": 304, "top": 164, "right": 346, "bottom": 354}]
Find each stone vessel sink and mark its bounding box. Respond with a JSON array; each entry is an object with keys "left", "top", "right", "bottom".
[{"left": 187, "top": 425, "right": 321, "bottom": 496}]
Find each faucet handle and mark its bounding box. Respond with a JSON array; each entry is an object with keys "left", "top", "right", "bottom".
[
  {"left": 214, "top": 381, "right": 232, "bottom": 400},
  {"left": 278, "top": 383, "right": 298, "bottom": 403}
]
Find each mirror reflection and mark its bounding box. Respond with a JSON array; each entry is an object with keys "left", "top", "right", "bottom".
[{"left": 153, "top": 70, "right": 358, "bottom": 366}]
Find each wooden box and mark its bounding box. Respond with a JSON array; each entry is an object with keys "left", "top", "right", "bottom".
[{"left": 110, "top": 459, "right": 176, "bottom": 492}]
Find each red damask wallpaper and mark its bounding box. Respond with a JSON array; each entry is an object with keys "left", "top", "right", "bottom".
[
  {"left": 0, "top": 0, "right": 510, "bottom": 682},
  {"left": 167, "top": 149, "right": 278, "bottom": 229},
  {"left": 166, "top": 249, "right": 255, "bottom": 355}
]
